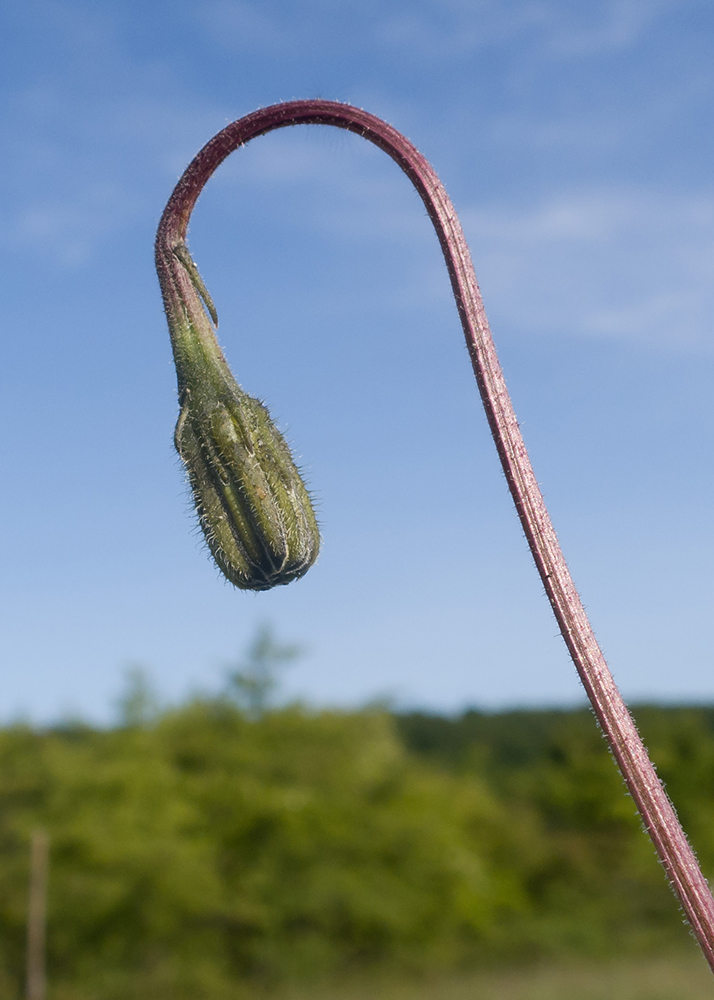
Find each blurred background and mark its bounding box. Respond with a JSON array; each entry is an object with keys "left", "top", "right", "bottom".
[{"left": 1, "top": 1, "right": 714, "bottom": 997}]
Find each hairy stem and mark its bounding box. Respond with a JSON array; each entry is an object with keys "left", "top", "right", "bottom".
[{"left": 156, "top": 99, "right": 714, "bottom": 968}]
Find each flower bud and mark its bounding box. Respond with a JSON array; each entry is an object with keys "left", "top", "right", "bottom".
[{"left": 156, "top": 239, "right": 320, "bottom": 590}]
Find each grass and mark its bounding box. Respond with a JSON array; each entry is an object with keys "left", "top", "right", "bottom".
[{"left": 277, "top": 952, "right": 714, "bottom": 1000}]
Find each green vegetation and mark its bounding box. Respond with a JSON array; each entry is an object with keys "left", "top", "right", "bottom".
[
  {"left": 1, "top": 695, "right": 714, "bottom": 998},
  {"left": 279, "top": 953, "right": 713, "bottom": 1000}
]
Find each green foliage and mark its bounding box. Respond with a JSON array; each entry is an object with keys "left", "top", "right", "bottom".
[
  {"left": 225, "top": 624, "right": 303, "bottom": 718},
  {"left": 115, "top": 667, "right": 160, "bottom": 728},
  {"left": 0, "top": 703, "right": 712, "bottom": 998},
  {"left": 277, "top": 953, "right": 714, "bottom": 1000},
  {"left": 396, "top": 707, "right": 714, "bottom": 954}
]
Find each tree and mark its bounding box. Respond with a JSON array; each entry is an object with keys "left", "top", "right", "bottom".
[
  {"left": 116, "top": 667, "right": 159, "bottom": 728},
  {"left": 225, "top": 625, "right": 302, "bottom": 717}
]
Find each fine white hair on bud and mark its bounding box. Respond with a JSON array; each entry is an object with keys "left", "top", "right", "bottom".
[{"left": 157, "top": 239, "right": 320, "bottom": 590}]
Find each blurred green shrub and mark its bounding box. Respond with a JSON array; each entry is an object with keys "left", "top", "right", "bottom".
[
  {"left": 397, "top": 707, "right": 714, "bottom": 954},
  {"left": 0, "top": 702, "right": 711, "bottom": 997}
]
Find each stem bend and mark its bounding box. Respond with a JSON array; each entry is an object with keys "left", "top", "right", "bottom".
[{"left": 156, "top": 100, "right": 714, "bottom": 967}]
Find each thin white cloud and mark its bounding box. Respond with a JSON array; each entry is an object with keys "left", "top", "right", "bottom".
[
  {"left": 1, "top": 98, "right": 222, "bottom": 266},
  {"left": 11, "top": 186, "right": 132, "bottom": 267},
  {"left": 467, "top": 191, "right": 636, "bottom": 242},
  {"left": 196, "top": 127, "right": 714, "bottom": 352},
  {"left": 1, "top": 54, "right": 227, "bottom": 265},
  {"left": 375, "top": 1, "right": 549, "bottom": 57},
  {"left": 198, "top": 0, "right": 550, "bottom": 59},
  {"left": 462, "top": 188, "right": 714, "bottom": 349},
  {"left": 197, "top": 0, "right": 297, "bottom": 52},
  {"left": 190, "top": 124, "right": 714, "bottom": 352},
  {"left": 545, "top": 0, "right": 680, "bottom": 56},
  {"left": 203, "top": 127, "right": 428, "bottom": 241},
  {"left": 487, "top": 115, "right": 626, "bottom": 155},
  {"left": 198, "top": 0, "right": 703, "bottom": 64}
]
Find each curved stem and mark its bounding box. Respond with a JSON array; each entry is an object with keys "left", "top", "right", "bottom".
[{"left": 156, "top": 100, "right": 714, "bottom": 967}]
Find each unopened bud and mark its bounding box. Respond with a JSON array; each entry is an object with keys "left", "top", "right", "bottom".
[{"left": 156, "top": 239, "right": 320, "bottom": 590}]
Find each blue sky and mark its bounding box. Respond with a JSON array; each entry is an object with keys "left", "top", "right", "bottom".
[{"left": 1, "top": 0, "right": 713, "bottom": 722}]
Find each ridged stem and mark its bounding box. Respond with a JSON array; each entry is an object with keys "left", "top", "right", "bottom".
[{"left": 156, "top": 100, "right": 714, "bottom": 969}]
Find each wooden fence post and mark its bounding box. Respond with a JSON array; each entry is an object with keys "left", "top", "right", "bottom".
[{"left": 26, "top": 830, "right": 49, "bottom": 1000}]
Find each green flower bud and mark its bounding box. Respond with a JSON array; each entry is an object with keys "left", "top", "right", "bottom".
[{"left": 156, "top": 239, "right": 320, "bottom": 591}]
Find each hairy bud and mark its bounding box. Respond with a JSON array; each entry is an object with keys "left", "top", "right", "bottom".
[{"left": 156, "top": 239, "right": 320, "bottom": 590}]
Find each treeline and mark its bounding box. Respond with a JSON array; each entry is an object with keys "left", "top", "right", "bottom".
[{"left": 0, "top": 700, "right": 713, "bottom": 998}]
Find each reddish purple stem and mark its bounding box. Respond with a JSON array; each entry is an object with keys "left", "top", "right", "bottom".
[{"left": 157, "top": 100, "right": 714, "bottom": 968}]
